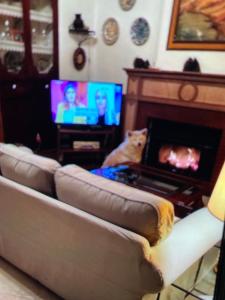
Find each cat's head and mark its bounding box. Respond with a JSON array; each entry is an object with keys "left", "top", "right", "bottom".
[{"left": 126, "top": 128, "right": 148, "bottom": 149}]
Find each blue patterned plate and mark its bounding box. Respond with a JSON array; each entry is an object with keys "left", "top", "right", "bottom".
[{"left": 130, "top": 18, "right": 150, "bottom": 46}]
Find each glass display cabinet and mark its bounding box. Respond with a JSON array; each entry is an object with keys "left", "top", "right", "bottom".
[
  {"left": 30, "top": 0, "right": 54, "bottom": 74},
  {"left": 0, "top": 0, "right": 58, "bottom": 148},
  {"left": 0, "top": 0, "right": 24, "bottom": 73},
  {"left": 0, "top": 0, "right": 56, "bottom": 75}
]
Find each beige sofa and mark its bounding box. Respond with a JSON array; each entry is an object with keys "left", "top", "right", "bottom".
[{"left": 0, "top": 144, "right": 222, "bottom": 300}]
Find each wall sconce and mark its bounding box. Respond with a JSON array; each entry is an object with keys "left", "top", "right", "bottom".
[
  {"left": 69, "top": 14, "right": 96, "bottom": 71},
  {"left": 69, "top": 14, "right": 95, "bottom": 47}
]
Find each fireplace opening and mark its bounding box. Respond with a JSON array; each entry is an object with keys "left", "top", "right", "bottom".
[{"left": 143, "top": 118, "right": 222, "bottom": 181}]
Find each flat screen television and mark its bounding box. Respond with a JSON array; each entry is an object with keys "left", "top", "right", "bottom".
[{"left": 50, "top": 79, "right": 123, "bottom": 127}]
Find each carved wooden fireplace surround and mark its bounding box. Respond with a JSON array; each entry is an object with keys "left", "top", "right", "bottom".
[{"left": 124, "top": 69, "right": 225, "bottom": 198}]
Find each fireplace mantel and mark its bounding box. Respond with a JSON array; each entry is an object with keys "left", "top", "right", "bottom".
[
  {"left": 124, "top": 68, "right": 225, "bottom": 193},
  {"left": 124, "top": 68, "right": 225, "bottom": 132}
]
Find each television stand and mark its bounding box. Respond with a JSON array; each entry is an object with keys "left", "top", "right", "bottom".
[
  {"left": 91, "top": 163, "right": 204, "bottom": 218},
  {"left": 57, "top": 125, "right": 116, "bottom": 168}
]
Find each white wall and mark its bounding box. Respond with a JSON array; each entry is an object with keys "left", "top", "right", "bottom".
[
  {"left": 59, "top": 0, "right": 164, "bottom": 89},
  {"left": 156, "top": 0, "right": 225, "bottom": 74},
  {"left": 59, "top": 0, "right": 225, "bottom": 87},
  {"left": 58, "top": 0, "right": 96, "bottom": 80},
  {"left": 90, "top": 0, "right": 164, "bottom": 90}
]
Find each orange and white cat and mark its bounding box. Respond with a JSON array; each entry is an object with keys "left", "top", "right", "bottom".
[{"left": 102, "top": 128, "right": 148, "bottom": 167}]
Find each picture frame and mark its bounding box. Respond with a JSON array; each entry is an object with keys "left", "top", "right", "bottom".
[
  {"left": 167, "top": 0, "right": 225, "bottom": 51},
  {"left": 73, "top": 47, "right": 86, "bottom": 70}
]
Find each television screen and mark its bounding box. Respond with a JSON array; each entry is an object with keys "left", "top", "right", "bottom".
[{"left": 50, "top": 80, "right": 123, "bottom": 126}]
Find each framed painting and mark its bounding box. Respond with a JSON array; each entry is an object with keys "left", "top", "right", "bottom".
[{"left": 167, "top": 0, "right": 225, "bottom": 50}]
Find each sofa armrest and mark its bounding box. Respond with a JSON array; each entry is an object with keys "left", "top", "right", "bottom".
[{"left": 151, "top": 207, "right": 223, "bottom": 287}]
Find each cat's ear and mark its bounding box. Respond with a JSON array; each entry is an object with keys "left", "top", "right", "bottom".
[
  {"left": 141, "top": 128, "right": 148, "bottom": 135},
  {"left": 127, "top": 130, "right": 133, "bottom": 137}
]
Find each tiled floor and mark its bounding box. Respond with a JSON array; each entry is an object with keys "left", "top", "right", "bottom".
[{"left": 186, "top": 268, "right": 215, "bottom": 299}]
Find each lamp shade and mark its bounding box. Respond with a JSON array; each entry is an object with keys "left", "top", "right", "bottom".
[{"left": 208, "top": 162, "right": 225, "bottom": 221}]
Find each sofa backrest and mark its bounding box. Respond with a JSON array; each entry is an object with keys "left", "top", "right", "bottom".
[
  {"left": 0, "top": 174, "right": 166, "bottom": 300},
  {"left": 55, "top": 164, "right": 174, "bottom": 245},
  {"left": 0, "top": 144, "right": 60, "bottom": 196}
]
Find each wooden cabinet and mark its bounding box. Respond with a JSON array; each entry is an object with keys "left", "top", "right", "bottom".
[
  {"left": 0, "top": 0, "right": 58, "bottom": 148},
  {"left": 57, "top": 126, "right": 116, "bottom": 169}
]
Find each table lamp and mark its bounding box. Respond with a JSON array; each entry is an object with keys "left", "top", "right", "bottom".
[
  {"left": 208, "top": 162, "right": 225, "bottom": 221},
  {"left": 208, "top": 162, "right": 225, "bottom": 300}
]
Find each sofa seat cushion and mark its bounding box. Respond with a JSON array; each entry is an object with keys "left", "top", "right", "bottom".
[
  {"left": 55, "top": 165, "right": 174, "bottom": 245},
  {"left": 0, "top": 144, "right": 60, "bottom": 196}
]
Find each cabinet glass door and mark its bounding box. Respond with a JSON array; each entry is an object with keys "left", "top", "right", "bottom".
[
  {"left": 30, "top": 0, "right": 53, "bottom": 74},
  {"left": 0, "top": 0, "right": 24, "bottom": 73}
]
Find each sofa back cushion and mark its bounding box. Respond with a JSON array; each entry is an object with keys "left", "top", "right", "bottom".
[
  {"left": 0, "top": 144, "right": 60, "bottom": 196},
  {"left": 55, "top": 165, "right": 174, "bottom": 245}
]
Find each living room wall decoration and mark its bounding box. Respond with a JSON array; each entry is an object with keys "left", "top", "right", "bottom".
[
  {"left": 73, "top": 47, "right": 86, "bottom": 70},
  {"left": 102, "top": 18, "right": 119, "bottom": 45},
  {"left": 119, "top": 0, "right": 136, "bottom": 11},
  {"left": 168, "top": 0, "right": 225, "bottom": 50},
  {"left": 130, "top": 18, "right": 150, "bottom": 46}
]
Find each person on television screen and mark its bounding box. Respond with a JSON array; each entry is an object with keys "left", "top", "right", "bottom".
[
  {"left": 95, "top": 88, "right": 116, "bottom": 125},
  {"left": 75, "top": 97, "right": 86, "bottom": 108},
  {"left": 56, "top": 82, "right": 78, "bottom": 123}
]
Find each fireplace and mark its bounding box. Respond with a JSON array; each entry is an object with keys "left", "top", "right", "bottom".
[
  {"left": 124, "top": 69, "right": 225, "bottom": 195},
  {"left": 144, "top": 118, "right": 221, "bottom": 182}
]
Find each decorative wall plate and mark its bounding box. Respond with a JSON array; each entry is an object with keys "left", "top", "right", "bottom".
[
  {"left": 119, "top": 0, "right": 136, "bottom": 11},
  {"left": 73, "top": 47, "right": 86, "bottom": 70},
  {"left": 130, "top": 18, "right": 150, "bottom": 46},
  {"left": 102, "top": 18, "right": 119, "bottom": 45}
]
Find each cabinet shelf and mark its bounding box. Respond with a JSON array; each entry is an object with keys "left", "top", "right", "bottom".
[
  {"left": 58, "top": 128, "right": 114, "bottom": 135},
  {"left": 57, "top": 126, "right": 116, "bottom": 166},
  {"left": 30, "top": 9, "right": 52, "bottom": 23},
  {"left": 0, "top": 3, "right": 22, "bottom": 18},
  {"left": 0, "top": 40, "right": 24, "bottom": 52},
  {"left": 32, "top": 44, "right": 53, "bottom": 54},
  {"left": 60, "top": 148, "right": 110, "bottom": 154}
]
